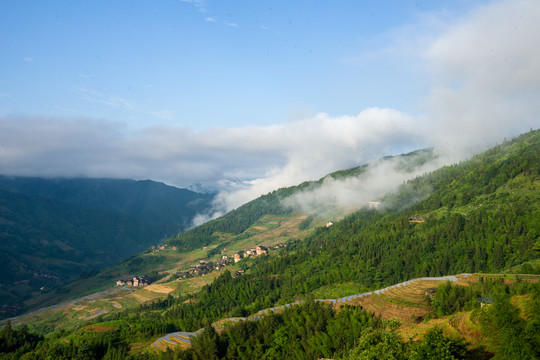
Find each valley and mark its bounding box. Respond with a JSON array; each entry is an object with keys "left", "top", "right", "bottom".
[
  {"left": 7, "top": 212, "right": 315, "bottom": 334},
  {"left": 0, "top": 178, "right": 214, "bottom": 315}
]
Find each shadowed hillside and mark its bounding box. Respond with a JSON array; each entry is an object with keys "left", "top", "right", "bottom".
[{"left": 0, "top": 178, "right": 213, "bottom": 315}]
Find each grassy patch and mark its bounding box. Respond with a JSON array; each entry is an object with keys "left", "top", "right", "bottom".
[{"left": 311, "top": 282, "right": 366, "bottom": 299}]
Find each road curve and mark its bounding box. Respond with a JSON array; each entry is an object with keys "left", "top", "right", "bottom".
[{"left": 150, "top": 274, "right": 470, "bottom": 350}]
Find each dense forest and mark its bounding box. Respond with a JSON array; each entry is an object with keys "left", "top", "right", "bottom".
[
  {"left": 0, "top": 178, "right": 213, "bottom": 313},
  {"left": 1, "top": 130, "right": 538, "bottom": 359}
]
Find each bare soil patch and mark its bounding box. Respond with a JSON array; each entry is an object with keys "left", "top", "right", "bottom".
[
  {"left": 343, "top": 295, "right": 431, "bottom": 326},
  {"left": 146, "top": 284, "right": 175, "bottom": 294},
  {"left": 85, "top": 325, "right": 117, "bottom": 333}
]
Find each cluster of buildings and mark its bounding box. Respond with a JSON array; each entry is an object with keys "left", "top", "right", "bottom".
[
  {"left": 116, "top": 276, "right": 151, "bottom": 287},
  {"left": 174, "top": 243, "right": 288, "bottom": 280},
  {"left": 150, "top": 244, "right": 177, "bottom": 253},
  {"left": 177, "top": 258, "right": 231, "bottom": 279},
  {"left": 233, "top": 245, "right": 268, "bottom": 262},
  {"left": 233, "top": 243, "right": 286, "bottom": 263}
]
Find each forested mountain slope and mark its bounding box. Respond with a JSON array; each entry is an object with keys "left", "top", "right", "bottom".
[
  {"left": 0, "top": 178, "right": 213, "bottom": 314},
  {"left": 0, "top": 177, "right": 214, "bottom": 230}
]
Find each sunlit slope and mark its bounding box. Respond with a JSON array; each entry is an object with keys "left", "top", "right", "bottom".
[{"left": 270, "top": 130, "right": 539, "bottom": 297}]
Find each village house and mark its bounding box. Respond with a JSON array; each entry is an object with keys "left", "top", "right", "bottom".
[
  {"left": 409, "top": 216, "right": 426, "bottom": 223},
  {"left": 217, "top": 258, "right": 230, "bottom": 267},
  {"left": 256, "top": 245, "right": 268, "bottom": 255},
  {"left": 326, "top": 221, "right": 334, "bottom": 227},
  {"left": 152, "top": 244, "right": 176, "bottom": 253},
  {"left": 477, "top": 296, "right": 494, "bottom": 308},
  {"left": 234, "top": 253, "right": 242, "bottom": 262},
  {"left": 369, "top": 201, "right": 381, "bottom": 209},
  {"left": 232, "top": 268, "right": 246, "bottom": 278},
  {"left": 116, "top": 275, "right": 150, "bottom": 287}
]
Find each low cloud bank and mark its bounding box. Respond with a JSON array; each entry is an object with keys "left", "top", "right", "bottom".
[
  {"left": 281, "top": 154, "right": 439, "bottom": 217},
  {"left": 0, "top": 108, "right": 422, "bottom": 216},
  {"left": 421, "top": 0, "right": 540, "bottom": 163},
  {"left": 1, "top": 0, "right": 539, "bottom": 226}
]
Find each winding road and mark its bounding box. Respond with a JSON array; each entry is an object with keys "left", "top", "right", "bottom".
[{"left": 151, "top": 274, "right": 468, "bottom": 350}]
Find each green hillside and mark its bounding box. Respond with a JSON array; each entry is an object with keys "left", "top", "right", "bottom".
[
  {"left": 0, "top": 178, "right": 213, "bottom": 315},
  {"left": 1, "top": 130, "right": 538, "bottom": 359}
]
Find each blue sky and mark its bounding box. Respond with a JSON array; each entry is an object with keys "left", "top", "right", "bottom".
[
  {"left": 1, "top": 0, "right": 486, "bottom": 129},
  {"left": 1, "top": 0, "right": 539, "bottom": 212}
]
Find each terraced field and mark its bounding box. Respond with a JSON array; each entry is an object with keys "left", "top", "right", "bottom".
[
  {"left": 149, "top": 274, "right": 474, "bottom": 352},
  {"left": 338, "top": 275, "right": 471, "bottom": 326}
]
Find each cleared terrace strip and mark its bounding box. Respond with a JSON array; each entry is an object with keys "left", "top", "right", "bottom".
[
  {"left": 150, "top": 274, "right": 467, "bottom": 351},
  {"left": 380, "top": 284, "right": 413, "bottom": 299},
  {"left": 382, "top": 282, "right": 430, "bottom": 302},
  {"left": 151, "top": 330, "right": 201, "bottom": 350}
]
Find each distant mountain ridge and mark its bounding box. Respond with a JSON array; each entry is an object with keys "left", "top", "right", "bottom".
[
  {"left": 0, "top": 177, "right": 214, "bottom": 311},
  {"left": 0, "top": 176, "right": 213, "bottom": 227}
]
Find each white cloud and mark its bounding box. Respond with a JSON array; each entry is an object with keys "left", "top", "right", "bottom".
[
  {"left": 0, "top": 108, "right": 419, "bottom": 204},
  {"left": 420, "top": 0, "right": 540, "bottom": 159},
  {"left": 203, "top": 108, "right": 423, "bottom": 212},
  {"left": 275, "top": 0, "right": 540, "bottom": 218},
  {"left": 281, "top": 155, "right": 441, "bottom": 219},
  {"left": 205, "top": 17, "right": 216, "bottom": 22}
]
